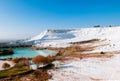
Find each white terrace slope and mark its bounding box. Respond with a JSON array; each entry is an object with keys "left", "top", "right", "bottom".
[
  {"left": 28, "top": 26, "right": 120, "bottom": 49},
  {"left": 46, "top": 26, "right": 120, "bottom": 81}
]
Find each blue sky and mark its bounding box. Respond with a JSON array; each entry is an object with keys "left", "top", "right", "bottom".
[{"left": 0, "top": 0, "right": 120, "bottom": 40}]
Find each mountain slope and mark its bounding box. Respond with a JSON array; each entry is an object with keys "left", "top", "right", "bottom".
[
  {"left": 28, "top": 26, "right": 120, "bottom": 48},
  {"left": 45, "top": 27, "right": 120, "bottom": 81}
]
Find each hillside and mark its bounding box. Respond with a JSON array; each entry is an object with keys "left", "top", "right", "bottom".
[
  {"left": 27, "top": 26, "right": 120, "bottom": 49},
  {"left": 40, "top": 27, "right": 120, "bottom": 81}
]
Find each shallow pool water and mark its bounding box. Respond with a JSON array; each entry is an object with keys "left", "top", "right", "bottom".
[{"left": 0, "top": 48, "right": 57, "bottom": 59}]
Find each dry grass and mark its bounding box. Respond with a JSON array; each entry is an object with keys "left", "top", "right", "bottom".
[
  {"left": 70, "top": 52, "right": 113, "bottom": 59},
  {"left": 53, "top": 39, "right": 120, "bottom": 61},
  {"left": 90, "top": 77, "right": 102, "bottom": 81},
  {"left": 17, "top": 69, "right": 51, "bottom": 81},
  {"left": 32, "top": 39, "right": 120, "bottom": 62},
  {"left": 70, "top": 39, "right": 100, "bottom": 44}
]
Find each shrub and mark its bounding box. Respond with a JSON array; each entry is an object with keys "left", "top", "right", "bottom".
[
  {"left": 12, "top": 58, "right": 19, "bottom": 63},
  {"left": 32, "top": 55, "right": 46, "bottom": 68},
  {"left": 16, "top": 62, "right": 26, "bottom": 67},
  {"left": 80, "top": 56, "right": 83, "bottom": 59},
  {"left": 100, "top": 51, "right": 105, "bottom": 54},
  {"left": 2, "top": 63, "right": 10, "bottom": 69},
  {"left": 109, "top": 25, "right": 112, "bottom": 27},
  {"left": 32, "top": 55, "right": 53, "bottom": 68},
  {"left": 45, "top": 55, "right": 53, "bottom": 63},
  {"left": 93, "top": 25, "right": 100, "bottom": 27},
  {"left": 33, "top": 69, "right": 51, "bottom": 80}
]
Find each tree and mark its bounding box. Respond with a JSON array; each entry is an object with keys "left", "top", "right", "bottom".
[
  {"left": 109, "top": 25, "right": 112, "bottom": 27},
  {"left": 32, "top": 55, "right": 53, "bottom": 68},
  {"left": 2, "top": 63, "right": 10, "bottom": 69},
  {"left": 32, "top": 55, "right": 46, "bottom": 68},
  {"left": 93, "top": 25, "right": 100, "bottom": 27}
]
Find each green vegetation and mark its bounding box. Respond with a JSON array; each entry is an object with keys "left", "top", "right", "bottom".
[
  {"left": 93, "top": 25, "right": 100, "bottom": 27},
  {"left": 0, "top": 54, "right": 55, "bottom": 80},
  {"left": 0, "top": 65, "right": 29, "bottom": 78}
]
